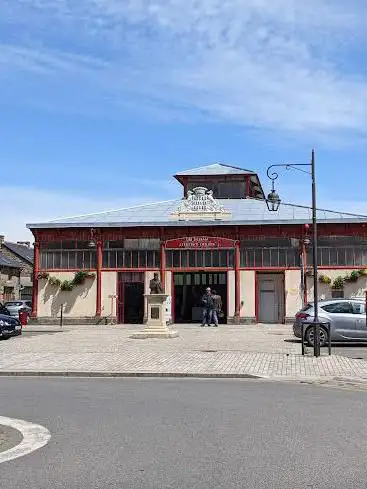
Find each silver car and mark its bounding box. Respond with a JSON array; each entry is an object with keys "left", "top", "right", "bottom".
[
  {"left": 293, "top": 299, "right": 366, "bottom": 346},
  {"left": 4, "top": 300, "right": 32, "bottom": 318}
]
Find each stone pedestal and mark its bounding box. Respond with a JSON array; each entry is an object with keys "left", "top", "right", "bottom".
[{"left": 131, "top": 294, "right": 179, "bottom": 339}]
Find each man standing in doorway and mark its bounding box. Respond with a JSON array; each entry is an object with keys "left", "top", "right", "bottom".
[
  {"left": 211, "top": 289, "right": 222, "bottom": 327},
  {"left": 201, "top": 287, "right": 214, "bottom": 327}
]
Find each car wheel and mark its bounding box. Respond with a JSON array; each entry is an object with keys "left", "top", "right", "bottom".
[{"left": 305, "top": 326, "right": 328, "bottom": 347}]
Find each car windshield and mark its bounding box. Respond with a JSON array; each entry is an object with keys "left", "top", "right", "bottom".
[{"left": 5, "top": 302, "right": 23, "bottom": 307}]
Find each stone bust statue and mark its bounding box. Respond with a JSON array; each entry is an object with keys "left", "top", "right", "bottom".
[{"left": 149, "top": 272, "right": 163, "bottom": 294}]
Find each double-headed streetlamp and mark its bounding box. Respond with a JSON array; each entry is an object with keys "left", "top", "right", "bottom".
[{"left": 266, "top": 149, "right": 321, "bottom": 357}]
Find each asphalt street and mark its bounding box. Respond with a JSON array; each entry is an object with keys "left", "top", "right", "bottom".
[{"left": 1, "top": 378, "right": 367, "bottom": 489}]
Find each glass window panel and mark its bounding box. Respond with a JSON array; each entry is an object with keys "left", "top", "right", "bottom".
[
  {"left": 173, "top": 251, "right": 180, "bottom": 268},
  {"left": 220, "top": 250, "right": 228, "bottom": 267},
  {"left": 132, "top": 251, "right": 139, "bottom": 267},
  {"left": 278, "top": 249, "right": 287, "bottom": 267},
  {"left": 212, "top": 250, "right": 220, "bottom": 267},
  {"left": 228, "top": 251, "right": 235, "bottom": 268},
  {"left": 110, "top": 250, "right": 118, "bottom": 268},
  {"left": 41, "top": 241, "right": 61, "bottom": 250},
  {"left": 320, "top": 248, "right": 330, "bottom": 266},
  {"left": 254, "top": 249, "right": 263, "bottom": 267},
  {"left": 108, "top": 240, "right": 124, "bottom": 249},
  {"left": 262, "top": 249, "right": 271, "bottom": 267},
  {"left": 346, "top": 249, "right": 355, "bottom": 266},
  {"left": 40, "top": 252, "right": 47, "bottom": 269},
  {"left": 138, "top": 251, "right": 147, "bottom": 268},
  {"left": 69, "top": 251, "right": 77, "bottom": 268},
  {"left": 114, "top": 250, "right": 122, "bottom": 268},
  {"left": 329, "top": 249, "right": 338, "bottom": 266},
  {"left": 188, "top": 251, "right": 196, "bottom": 267},
  {"left": 219, "top": 273, "right": 226, "bottom": 284},
  {"left": 124, "top": 251, "right": 132, "bottom": 268},
  {"left": 103, "top": 250, "right": 110, "bottom": 268},
  {"left": 147, "top": 250, "right": 155, "bottom": 267},
  {"left": 201, "top": 274, "right": 207, "bottom": 285},
  {"left": 194, "top": 274, "right": 201, "bottom": 285},
  {"left": 77, "top": 241, "right": 90, "bottom": 249},
  {"left": 174, "top": 274, "right": 184, "bottom": 285},
  {"left": 354, "top": 248, "right": 363, "bottom": 266},
  {"left": 197, "top": 251, "right": 203, "bottom": 267},
  {"left": 181, "top": 250, "right": 189, "bottom": 267},
  {"left": 204, "top": 251, "right": 212, "bottom": 267},
  {"left": 53, "top": 252, "right": 61, "bottom": 269},
  {"left": 124, "top": 239, "right": 139, "bottom": 250},
  {"left": 185, "top": 274, "right": 192, "bottom": 285},
  {"left": 62, "top": 241, "right": 76, "bottom": 249}
]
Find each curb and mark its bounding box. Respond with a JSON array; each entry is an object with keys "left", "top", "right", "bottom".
[{"left": 0, "top": 371, "right": 263, "bottom": 379}]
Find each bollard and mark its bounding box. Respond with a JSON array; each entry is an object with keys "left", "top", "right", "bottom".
[{"left": 60, "top": 304, "right": 64, "bottom": 329}]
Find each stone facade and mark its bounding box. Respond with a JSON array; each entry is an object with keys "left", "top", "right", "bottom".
[{"left": 0, "top": 236, "right": 34, "bottom": 301}]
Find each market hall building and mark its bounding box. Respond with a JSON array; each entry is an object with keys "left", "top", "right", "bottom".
[{"left": 27, "top": 163, "right": 367, "bottom": 324}]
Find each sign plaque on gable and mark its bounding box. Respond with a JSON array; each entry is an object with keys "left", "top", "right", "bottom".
[
  {"left": 165, "top": 236, "right": 236, "bottom": 249},
  {"left": 170, "top": 187, "right": 231, "bottom": 221}
]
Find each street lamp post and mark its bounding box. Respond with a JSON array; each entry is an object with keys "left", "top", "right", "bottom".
[{"left": 266, "top": 149, "right": 321, "bottom": 357}]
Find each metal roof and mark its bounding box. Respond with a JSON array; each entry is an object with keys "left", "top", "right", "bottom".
[
  {"left": 27, "top": 198, "right": 367, "bottom": 229},
  {"left": 3, "top": 242, "right": 34, "bottom": 264},
  {"left": 0, "top": 254, "right": 21, "bottom": 268},
  {"left": 175, "top": 163, "right": 255, "bottom": 176}
]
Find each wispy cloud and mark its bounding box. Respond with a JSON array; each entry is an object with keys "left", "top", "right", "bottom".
[
  {"left": 1, "top": 1, "right": 367, "bottom": 139},
  {"left": 1, "top": 185, "right": 168, "bottom": 241}
]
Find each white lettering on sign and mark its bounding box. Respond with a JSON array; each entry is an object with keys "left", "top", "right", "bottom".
[{"left": 170, "top": 187, "right": 231, "bottom": 221}]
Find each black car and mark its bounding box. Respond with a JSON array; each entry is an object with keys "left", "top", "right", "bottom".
[
  {"left": 0, "top": 303, "right": 10, "bottom": 315},
  {"left": 0, "top": 314, "right": 22, "bottom": 339}
]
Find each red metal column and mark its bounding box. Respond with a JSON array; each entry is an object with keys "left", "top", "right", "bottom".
[
  {"left": 160, "top": 242, "right": 166, "bottom": 292},
  {"left": 234, "top": 241, "right": 241, "bottom": 323},
  {"left": 31, "top": 241, "right": 40, "bottom": 318},
  {"left": 96, "top": 238, "right": 103, "bottom": 317},
  {"left": 302, "top": 241, "right": 308, "bottom": 306}
]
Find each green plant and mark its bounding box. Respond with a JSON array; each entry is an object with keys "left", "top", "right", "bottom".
[
  {"left": 72, "top": 271, "right": 96, "bottom": 286},
  {"left": 349, "top": 271, "right": 360, "bottom": 282},
  {"left": 318, "top": 274, "right": 331, "bottom": 285},
  {"left": 37, "top": 272, "right": 49, "bottom": 280},
  {"left": 60, "top": 280, "right": 74, "bottom": 291},
  {"left": 49, "top": 276, "right": 61, "bottom": 286},
  {"left": 332, "top": 276, "right": 345, "bottom": 290},
  {"left": 359, "top": 268, "right": 367, "bottom": 276}
]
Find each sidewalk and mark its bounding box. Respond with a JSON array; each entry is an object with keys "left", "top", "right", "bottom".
[{"left": 1, "top": 324, "right": 367, "bottom": 384}]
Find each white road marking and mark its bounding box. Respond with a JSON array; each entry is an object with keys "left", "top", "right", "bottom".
[{"left": 0, "top": 416, "right": 51, "bottom": 464}]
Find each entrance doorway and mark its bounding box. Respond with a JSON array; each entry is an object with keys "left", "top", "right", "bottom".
[
  {"left": 173, "top": 272, "right": 227, "bottom": 323},
  {"left": 257, "top": 273, "right": 285, "bottom": 323},
  {"left": 117, "top": 272, "right": 144, "bottom": 324}
]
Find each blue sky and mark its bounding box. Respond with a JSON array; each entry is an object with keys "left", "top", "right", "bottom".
[{"left": 1, "top": 0, "right": 367, "bottom": 240}]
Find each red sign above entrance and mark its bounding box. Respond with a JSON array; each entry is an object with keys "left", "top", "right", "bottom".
[{"left": 165, "top": 237, "right": 237, "bottom": 249}]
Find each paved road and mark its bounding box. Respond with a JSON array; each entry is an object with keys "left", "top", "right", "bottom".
[{"left": 1, "top": 378, "right": 367, "bottom": 488}]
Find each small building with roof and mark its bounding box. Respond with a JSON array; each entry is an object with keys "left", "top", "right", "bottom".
[{"left": 27, "top": 163, "right": 367, "bottom": 324}]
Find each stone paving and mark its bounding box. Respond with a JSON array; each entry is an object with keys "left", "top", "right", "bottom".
[{"left": 1, "top": 324, "right": 367, "bottom": 383}]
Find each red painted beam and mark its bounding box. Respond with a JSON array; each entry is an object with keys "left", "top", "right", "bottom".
[
  {"left": 31, "top": 242, "right": 40, "bottom": 318},
  {"left": 95, "top": 238, "right": 103, "bottom": 317},
  {"left": 234, "top": 240, "right": 241, "bottom": 322}
]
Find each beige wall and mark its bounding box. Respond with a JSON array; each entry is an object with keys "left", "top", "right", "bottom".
[
  {"left": 228, "top": 270, "right": 235, "bottom": 317},
  {"left": 285, "top": 270, "right": 303, "bottom": 318},
  {"left": 307, "top": 269, "right": 367, "bottom": 301},
  {"left": 38, "top": 272, "right": 96, "bottom": 318},
  {"left": 101, "top": 272, "right": 117, "bottom": 317},
  {"left": 240, "top": 270, "right": 255, "bottom": 318}
]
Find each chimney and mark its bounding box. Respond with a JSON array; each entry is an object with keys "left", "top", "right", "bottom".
[
  {"left": 0, "top": 235, "right": 4, "bottom": 249},
  {"left": 17, "top": 241, "right": 31, "bottom": 248}
]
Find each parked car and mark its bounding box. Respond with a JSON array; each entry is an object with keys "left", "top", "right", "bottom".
[
  {"left": 0, "top": 314, "right": 22, "bottom": 339},
  {"left": 0, "top": 303, "right": 10, "bottom": 315},
  {"left": 4, "top": 300, "right": 32, "bottom": 318},
  {"left": 293, "top": 299, "right": 366, "bottom": 346}
]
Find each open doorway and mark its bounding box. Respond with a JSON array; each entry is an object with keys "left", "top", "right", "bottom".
[
  {"left": 257, "top": 273, "right": 285, "bottom": 323},
  {"left": 117, "top": 272, "right": 144, "bottom": 324},
  {"left": 173, "top": 272, "right": 227, "bottom": 323}
]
